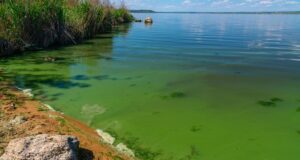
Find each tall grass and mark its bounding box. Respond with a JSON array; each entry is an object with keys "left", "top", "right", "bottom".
[
  {"left": 0, "top": 0, "right": 133, "bottom": 55},
  {"left": 113, "top": 1, "right": 134, "bottom": 24}
]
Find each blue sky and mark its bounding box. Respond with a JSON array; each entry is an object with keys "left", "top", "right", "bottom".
[{"left": 111, "top": 0, "right": 300, "bottom": 12}]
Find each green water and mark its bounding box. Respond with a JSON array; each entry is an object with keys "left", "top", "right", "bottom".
[{"left": 1, "top": 13, "right": 300, "bottom": 159}]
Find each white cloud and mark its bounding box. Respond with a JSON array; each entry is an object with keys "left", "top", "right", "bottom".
[
  {"left": 260, "top": 0, "right": 273, "bottom": 5},
  {"left": 211, "top": 0, "right": 230, "bottom": 6},
  {"left": 182, "top": 0, "right": 192, "bottom": 5}
]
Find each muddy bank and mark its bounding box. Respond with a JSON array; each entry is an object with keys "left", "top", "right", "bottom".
[{"left": 0, "top": 82, "right": 134, "bottom": 160}]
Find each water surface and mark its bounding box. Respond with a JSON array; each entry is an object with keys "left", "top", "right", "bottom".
[{"left": 2, "top": 13, "right": 300, "bottom": 160}]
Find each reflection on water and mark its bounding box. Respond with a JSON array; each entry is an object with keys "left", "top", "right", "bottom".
[{"left": 1, "top": 13, "right": 300, "bottom": 160}]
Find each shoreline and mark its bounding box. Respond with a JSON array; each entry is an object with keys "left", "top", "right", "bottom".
[
  {"left": 15, "top": 86, "right": 135, "bottom": 157},
  {"left": 0, "top": 81, "right": 135, "bottom": 160}
]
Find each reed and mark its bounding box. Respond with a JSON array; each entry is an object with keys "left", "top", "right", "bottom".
[{"left": 0, "top": 0, "right": 133, "bottom": 55}]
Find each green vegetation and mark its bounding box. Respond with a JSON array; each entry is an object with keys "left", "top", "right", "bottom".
[{"left": 0, "top": 0, "right": 133, "bottom": 55}]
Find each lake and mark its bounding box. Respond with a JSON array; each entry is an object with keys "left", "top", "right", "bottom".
[{"left": 1, "top": 13, "right": 300, "bottom": 160}]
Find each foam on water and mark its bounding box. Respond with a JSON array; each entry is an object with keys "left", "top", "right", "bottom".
[{"left": 96, "top": 129, "right": 115, "bottom": 145}]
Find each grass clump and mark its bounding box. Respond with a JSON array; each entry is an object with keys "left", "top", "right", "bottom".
[
  {"left": 0, "top": 0, "right": 133, "bottom": 55},
  {"left": 112, "top": 2, "right": 134, "bottom": 24}
]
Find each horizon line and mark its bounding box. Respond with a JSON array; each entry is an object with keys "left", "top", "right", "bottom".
[{"left": 130, "top": 9, "right": 300, "bottom": 14}]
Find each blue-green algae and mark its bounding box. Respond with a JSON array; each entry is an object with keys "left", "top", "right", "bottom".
[{"left": 1, "top": 13, "right": 300, "bottom": 160}]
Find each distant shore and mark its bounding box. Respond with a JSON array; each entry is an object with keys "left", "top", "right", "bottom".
[{"left": 131, "top": 10, "right": 300, "bottom": 14}]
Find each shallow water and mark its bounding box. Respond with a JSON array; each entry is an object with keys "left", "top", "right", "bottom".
[{"left": 2, "top": 13, "right": 300, "bottom": 159}]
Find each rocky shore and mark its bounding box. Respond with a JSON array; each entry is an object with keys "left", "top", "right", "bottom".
[{"left": 0, "top": 81, "right": 134, "bottom": 160}]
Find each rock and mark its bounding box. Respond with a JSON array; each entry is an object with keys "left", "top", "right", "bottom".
[
  {"left": 144, "top": 17, "right": 153, "bottom": 24},
  {"left": 134, "top": 19, "right": 142, "bottom": 22},
  {"left": 0, "top": 134, "right": 79, "bottom": 160},
  {"left": 9, "top": 116, "right": 27, "bottom": 126}
]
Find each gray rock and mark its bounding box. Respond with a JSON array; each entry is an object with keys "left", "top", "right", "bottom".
[{"left": 0, "top": 134, "right": 79, "bottom": 160}]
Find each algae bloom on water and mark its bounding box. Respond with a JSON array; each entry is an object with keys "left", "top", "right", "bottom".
[
  {"left": 170, "top": 92, "right": 186, "bottom": 98},
  {"left": 257, "top": 97, "right": 284, "bottom": 107},
  {"left": 270, "top": 97, "right": 284, "bottom": 102},
  {"left": 258, "top": 100, "right": 276, "bottom": 107},
  {"left": 2, "top": 11, "right": 300, "bottom": 160},
  {"left": 190, "top": 125, "right": 202, "bottom": 133}
]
